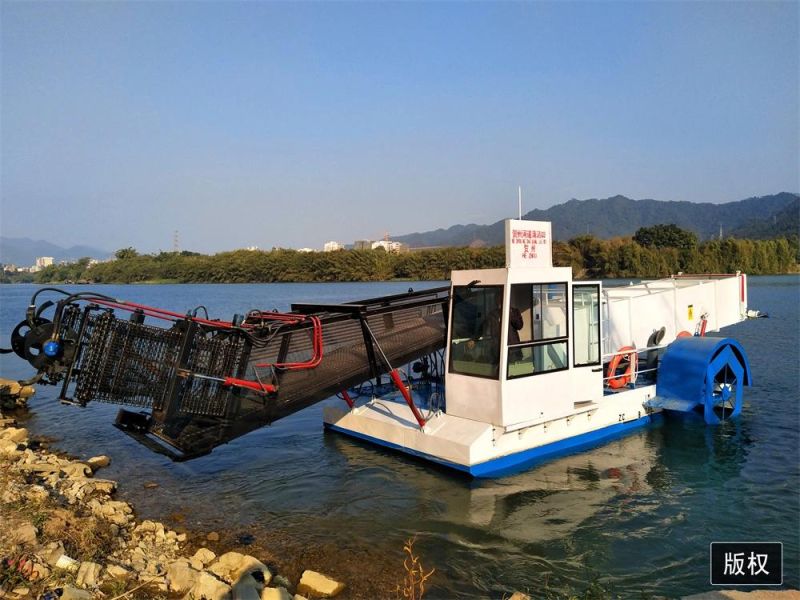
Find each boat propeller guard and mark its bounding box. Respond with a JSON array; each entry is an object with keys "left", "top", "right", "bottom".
[{"left": 649, "top": 336, "right": 752, "bottom": 424}]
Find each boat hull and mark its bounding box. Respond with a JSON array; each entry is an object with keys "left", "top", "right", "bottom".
[{"left": 323, "top": 385, "right": 661, "bottom": 478}]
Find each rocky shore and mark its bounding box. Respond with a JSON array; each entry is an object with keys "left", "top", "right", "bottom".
[{"left": 0, "top": 417, "right": 347, "bottom": 600}]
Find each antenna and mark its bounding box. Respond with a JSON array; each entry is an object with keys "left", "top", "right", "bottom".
[
  {"left": 518, "top": 186, "right": 522, "bottom": 219},
  {"left": 173, "top": 230, "right": 180, "bottom": 253}
]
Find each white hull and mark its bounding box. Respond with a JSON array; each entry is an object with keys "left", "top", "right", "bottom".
[{"left": 324, "top": 385, "right": 659, "bottom": 477}]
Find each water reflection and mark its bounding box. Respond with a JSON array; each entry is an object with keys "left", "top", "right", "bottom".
[{"left": 326, "top": 426, "right": 662, "bottom": 540}]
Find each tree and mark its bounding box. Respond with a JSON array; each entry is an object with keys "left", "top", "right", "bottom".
[
  {"left": 633, "top": 224, "right": 698, "bottom": 250},
  {"left": 115, "top": 247, "right": 139, "bottom": 260}
]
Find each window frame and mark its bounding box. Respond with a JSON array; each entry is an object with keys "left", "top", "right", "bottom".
[
  {"left": 448, "top": 284, "right": 505, "bottom": 380},
  {"left": 571, "top": 283, "right": 601, "bottom": 368},
  {"left": 506, "top": 281, "right": 570, "bottom": 380}
]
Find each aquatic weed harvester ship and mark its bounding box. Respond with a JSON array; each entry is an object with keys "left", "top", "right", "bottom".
[{"left": 2, "top": 220, "right": 762, "bottom": 476}]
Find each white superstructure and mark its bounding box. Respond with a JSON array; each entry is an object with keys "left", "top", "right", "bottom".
[{"left": 324, "top": 220, "right": 753, "bottom": 477}]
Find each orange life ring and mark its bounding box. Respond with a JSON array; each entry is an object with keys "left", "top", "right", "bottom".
[
  {"left": 676, "top": 330, "right": 692, "bottom": 339},
  {"left": 607, "top": 346, "right": 637, "bottom": 389}
]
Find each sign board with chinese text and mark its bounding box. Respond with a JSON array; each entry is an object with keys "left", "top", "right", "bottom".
[{"left": 505, "top": 219, "right": 553, "bottom": 269}]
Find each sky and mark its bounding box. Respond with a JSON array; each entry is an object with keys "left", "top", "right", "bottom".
[{"left": 1, "top": 1, "right": 798, "bottom": 254}]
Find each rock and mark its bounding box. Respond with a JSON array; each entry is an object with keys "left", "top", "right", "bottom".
[
  {"left": 508, "top": 593, "right": 531, "bottom": 600},
  {"left": 262, "top": 588, "right": 293, "bottom": 600},
  {"left": 0, "top": 427, "right": 29, "bottom": 443},
  {"left": 12, "top": 522, "right": 38, "bottom": 546},
  {"left": 130, "top": 554, "right": 146, "bottom": 573},
  {"left": 0, "top": 379, "right": 35, "bottom": 399},
  {"left": 136, "top": 573, "right": 167, "bottom": 591},
  {"left": 81, "top": 477, "right": 117, "bottom": 496},
  {"left": 94, "top": 499, "right": 132, "bottom": 525},
  {"left": 136, "top": 519, "right": 156, "bottom": 532},
  {"left": 55, "top": 554, "right": 80, "bottom": 573},
  {"left": 190, "top": 558, "right": 204, "bottom": 571},
  {"left": 61, "top": 462, "right": 92, "bottom": 479},
  {"left": 193, "top": 547, "right": 217, "bottom": 566},
  {"left": 0, "top": 438, "right": 21, "bottom": 455},
  {"left": 86, "top": 455, "right": 110, "bottom": 470},
  {"left": 76, "top": 561, "right": 102, "bottom": 588},
  {"left": 10, "top": 586, "right": 30, "bottom": 597},
  {"left": 293, "top": 595, "right": 309, "bottom": 600},
  {"left": 145, "top": 559, "right": 161, "bottom": 575},
  {"left": 25, "top": 484, "right": 48, "bottom": 502},
  {"left": 144, "top": 481, "right": 159, "bottom": 489},
  {"left": 167, "top": 560, "right": 200, "bottom": 593},
  {"left": 177, "top": 532, "right": 188, "bottom": 542},
  {"left": 106, "top": 564, "right": 133, "bottom": 580},
  {"left": 40, "top": 541, "right": 66, "bottom": 567},
  {"left": 273, "top": 575, "right": 291, "bottom": 590},
  {"left": 184, "top": 571, "right": 232, "bottom": 600},
  {"left": 60, "top": 585, "right": 92, "bottom": 600},
  {"left": 231, "top": 579, "right": 263, "bottom": 600},
  {"left": 207, "top": 531, "right": 220, "bottom": 542},
  {"left": 296, "top": 571, "right": 345, "bottom": 598},
  {"left": 208, "top": 552, "right": 272, "bottom": 586},
  {"left": 20, "top": 462, "right": 58, "bottom": 473}
]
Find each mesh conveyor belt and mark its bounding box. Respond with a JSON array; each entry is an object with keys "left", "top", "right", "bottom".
[
  {"left": 21, "top": 285, "right": 449, "bottom": 459},
  {"left": 160, "top": 311, "right": 446, "bottom": 457}
]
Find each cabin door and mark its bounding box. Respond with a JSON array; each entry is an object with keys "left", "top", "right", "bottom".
[{"left": 571, "top": 283, "right": 604, "bottom": 401}]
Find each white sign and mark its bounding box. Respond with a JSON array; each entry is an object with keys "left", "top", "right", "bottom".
[{"left": 505, "top": 219, "right": 552, "bottom": 268}]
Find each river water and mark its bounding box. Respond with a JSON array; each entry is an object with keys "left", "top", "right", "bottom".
[{"left": 1, "top": 277, "right": 798, "bottom": 598}]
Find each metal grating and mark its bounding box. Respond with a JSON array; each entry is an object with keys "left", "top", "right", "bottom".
[
  {"left": 178, "top": 335, "right": 249, "bottom": 417},
  {"left": 34, "top": 285, "right": 450, "bottom": 459},
  {"left": 74, "top": 313, "right": 183, "bottom": 408}
]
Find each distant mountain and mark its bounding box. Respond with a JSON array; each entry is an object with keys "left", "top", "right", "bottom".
[
  {"left": 0, "top": 237, "right": 109, "bottom": 266},
  {"left": 395, "top": 192, "right": 799, "bottom": 247},
  {"left": 729, "top": 196, "right": 800, "bottom": 239}
]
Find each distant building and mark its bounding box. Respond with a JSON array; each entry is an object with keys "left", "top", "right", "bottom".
[
  {"left": 353, "top": 240, "right": 372, "bottom": 250},
  {"left": 371, "top": 240, "right": 408, "bottom": 254},
  {"left": 35, "top": 256, "right": 54, "bottom": 268},
  {"left": 323, "top": 241, "right": 344, "bottom": 252},
  {"left": 244, "top": 245, "right": 259, "bottom": 251},
  {"left": 297, "top": 247, "right": 315, "bottom": 253}
]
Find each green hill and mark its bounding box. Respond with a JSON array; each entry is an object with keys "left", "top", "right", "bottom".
[{"left": 394, "top": 192, "right": 799, "bottom": 247}]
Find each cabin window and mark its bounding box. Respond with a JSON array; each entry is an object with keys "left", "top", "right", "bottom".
[
  {"left": 507, "top": 282, "right": 569, "bottom": 379},
  {"left": 449, "top": 285, "right": 503, "bottom": 379},
  {"left": 572, "top": 284, "right": 601, "bottom": 367}
]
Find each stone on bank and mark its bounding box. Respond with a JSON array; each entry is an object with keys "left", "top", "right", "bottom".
[{"left": 296, "top": 570, "right": 345, "bottom": 598}]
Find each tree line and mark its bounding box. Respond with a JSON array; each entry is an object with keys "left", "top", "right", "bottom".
[{"left": 4, "top": 225, "right": 797, "bottom": 285}]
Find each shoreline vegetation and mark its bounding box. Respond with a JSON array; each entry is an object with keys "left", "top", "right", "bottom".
[{"left": 3, "top": 226, "right": 798, "bottom": 286}]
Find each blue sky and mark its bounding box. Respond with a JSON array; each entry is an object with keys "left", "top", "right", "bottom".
[{"left": 1, "top": 1, "right": 797, "bottom": 253}]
